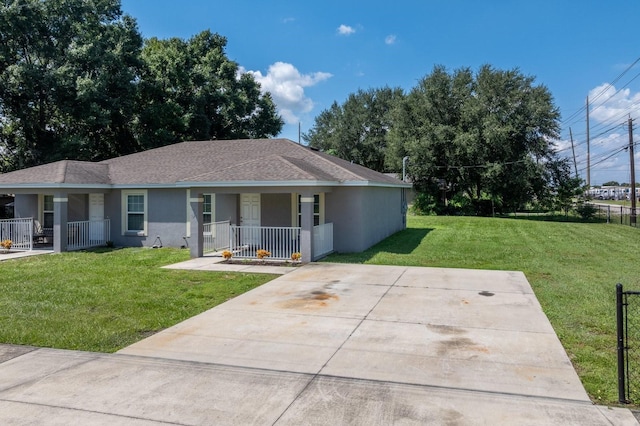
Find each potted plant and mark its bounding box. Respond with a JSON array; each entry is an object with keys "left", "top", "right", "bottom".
[
  {"left": 222, "top": 250, "right": 233, "bottom": 261},
  {"left": 0, "top": 239, "right": 12, "bottom": 253}
]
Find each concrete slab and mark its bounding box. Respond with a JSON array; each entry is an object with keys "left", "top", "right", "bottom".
[
  {"left": 283, "top": 262, "right": 406, "bottom": 286},
  {"left": 0, "top": 343, "right": 36, "bottom": 363},
  {"left": 120, "top": 309, "right": 361, "bottom": 373},
  {"left": 0, "top": 349, "right": 311, "bottom": 425},
  {"left": 277, "top": 376, "right": 632, "bottom": 426}
]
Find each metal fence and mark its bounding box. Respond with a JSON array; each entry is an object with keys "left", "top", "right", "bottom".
[
  {"left": 0, "top": 217, "right": 33, "bottom": 251},
  {"left": 616, "top": 283, "right": 640, "bottom": 403},
  {"left": 313, "top": 222, "right": 334, "bottom": 259},
  {"left": 588, "top": 203, "right": 638, "bottom": 227},
  {"left": 230, "top": 225, "right": 301, "bottom": 260},
  {"left": 67, "top": 219, "right": 111, "bottom": 251},
  {"left": 203, "top": 220, "right": 231, "bottom": 253}
]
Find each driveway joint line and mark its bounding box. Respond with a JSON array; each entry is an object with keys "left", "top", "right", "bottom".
[{"left": 270, "top": 267, "right": 409, "bottom": 425}]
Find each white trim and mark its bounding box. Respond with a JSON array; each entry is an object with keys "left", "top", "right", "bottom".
[
  {"left": 53, "top": 197, "right": 68, "bottom": 202},
  {"left": 121, "top": 189, "right": 148, "bottom": 236},
  {"left": 0, "top": 180, "right": 412, "bottom": 191},
  {"left": 186, "top": 189, "right": 191, "bottom": 238},
  {"left": 300, "top": 197, "right": 315, "bottom": 203},
  {"left": 189, "top": 197, "right": 204, "bottom": 202}
]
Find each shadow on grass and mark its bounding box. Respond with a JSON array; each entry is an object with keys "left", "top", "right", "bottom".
[{"left": 324, "top": 227, "right": 432, "bottom": 263}]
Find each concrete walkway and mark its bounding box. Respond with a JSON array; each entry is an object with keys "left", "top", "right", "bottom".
[{"left": 0, "top": 262, "right": 637, "bottom": 425}]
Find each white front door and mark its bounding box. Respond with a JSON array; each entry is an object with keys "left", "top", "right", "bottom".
[
  {"left": 89, "top": 193, "right": 104, "bottom": 241},
  {"left": 240, "top": 193, "right": 260, "bottom": 246}
]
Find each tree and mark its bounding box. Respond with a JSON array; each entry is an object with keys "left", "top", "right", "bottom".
[
  {"left": 303, "top": 87, "right": 404, "bottom": 172},
  {"left": 387, "top": 65, "right": 562, "bottom": 212},
  {"left": 0, "top": 0, "right": 144, "bottom": 169},
  {"left": 136, "top": 30, "right": 283, "bottom": 149},
  {"left": 602, "top": 180, "right": 620, "bottom": 186}
]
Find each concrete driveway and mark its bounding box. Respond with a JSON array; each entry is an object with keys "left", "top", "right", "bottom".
[{"left": 0, "top": 263, "right": 637, "bottom": 425}]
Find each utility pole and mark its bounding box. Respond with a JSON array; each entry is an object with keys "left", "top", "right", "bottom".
[
  {"left": 629, "top": 116, "right": 637, "bottom": 226},
  {"left": 586, "top": 96, "right": 591, "bottom": 187},
  {"left": 570, "top": 127, "right": 578, "bottom": 177}
]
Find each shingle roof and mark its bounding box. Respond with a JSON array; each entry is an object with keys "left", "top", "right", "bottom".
[
  {"left": 0, "top": 138, "right": 408, "bottom": 188},
  {"left": 0, "top": 160, "right": 110, "bottom": 185}
]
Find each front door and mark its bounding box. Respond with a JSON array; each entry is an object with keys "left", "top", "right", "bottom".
[
  {"left": 89, "top": 193, "right": 104, "bottom": 241},
  {"left": 240, "top": 193, "right": 260, "bottom": 246}
]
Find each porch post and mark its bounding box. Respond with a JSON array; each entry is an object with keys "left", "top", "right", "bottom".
[
  {"left": 53, "top": 192, "right": 68, "bottom": 253},
  {"left": 300, "top": 195, "right": 314, "bottom": 263},
  {"left": 189, "top": 192, "right": 204, "bottom": 258}
]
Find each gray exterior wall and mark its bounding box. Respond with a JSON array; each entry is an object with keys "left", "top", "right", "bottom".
[
  {"left": 14, "top": 193, "right": 87, "bottom": 222},
  {"left": 14, "top": 194, "right": 37, "bottom": 219},
  {"left": 261, "top": 193, "right": 291, "bottom": 227},
  {"left": 68, "top": 194, "right": 87, "bottom": 222},
  {"left": 106, "top": 188, "right": 189, "bottom": 248},
  {"left": 326, "top": 186, "right": 405, "bottom": 253},
  {"left": 215, "top": 193, "right": 237, "bottom": 224}
]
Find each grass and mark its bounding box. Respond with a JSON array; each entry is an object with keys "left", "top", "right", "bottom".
[
  {"left": 325, "top": 215, "right": 640, "bottom": 406},
  {"left": 0, "top": 247, "right": 273, "bottom": 352}
]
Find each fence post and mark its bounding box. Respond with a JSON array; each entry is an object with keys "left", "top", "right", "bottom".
[{"left": 617, "top": 283, "right": 628, "bottom": 403}]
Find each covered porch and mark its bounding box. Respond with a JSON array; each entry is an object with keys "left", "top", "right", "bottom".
[
  {"left": 203, "top": 220, "right": 333, "bottom": 261},
  {"left": 189, "top": 189, "right": 334, "bottom": 263}
]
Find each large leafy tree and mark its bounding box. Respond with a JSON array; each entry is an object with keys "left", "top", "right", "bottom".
[
  {"left": 136, "top": 30, "right": 283, "bottom": 149},
  {"left": 303, "top": 87, "right": 404, "bottom": 172},
  {"left": 388, "top": 65, "right": 564, "bottom": 212},
  {"left": 0, "top": 0, "right": 143, "bottom": 169}
]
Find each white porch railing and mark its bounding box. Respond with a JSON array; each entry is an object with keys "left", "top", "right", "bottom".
[
  {"left": 67, "top": 219, "right": 110, "bottom": 251},
  {"left": 0, "top": 218, "right": 33, "bottom": 251},
  {"left": 203, "top": 220, "right": 231, "bottom": 253},
  {"left": 230, "top": 225, "right": 301, "bottom": 260},
  {"left": 313, "top": 222, "right": 334, "bottom": 260}
]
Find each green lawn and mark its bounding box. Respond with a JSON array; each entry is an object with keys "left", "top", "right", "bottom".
[
  {"left": 325, "top": 215, "right": 640, "bottom": 406},
  {"left": 0, "top": 248, "right": 273, "bottom": 352}
]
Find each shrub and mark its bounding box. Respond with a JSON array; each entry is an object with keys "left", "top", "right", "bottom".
[{"left": 256, "top": 249, "right": 271, "bottom": 259}]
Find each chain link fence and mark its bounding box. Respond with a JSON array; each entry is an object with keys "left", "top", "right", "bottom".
[
  {"left": 587, "top": 203, "right": 638, "bottom": 227},
  {"left": 617, "top": 284, "right": 640, "bottom": 403}
]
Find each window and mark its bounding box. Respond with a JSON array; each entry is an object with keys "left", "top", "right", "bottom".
[
  {"left": 122, "top": 190, "right": 147, "bottom": 235},
  {"left": 203, "top": 194, "right": 215, "bottom": 224},
  {"left": 294, "top": 194, "right": 323, "bottom": 227},
  {"left": 43, "top": 195, "right": 54, "bottom": 229}
]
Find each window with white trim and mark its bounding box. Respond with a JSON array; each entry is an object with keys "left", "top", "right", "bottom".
[
  {"left": 122, "top": 190, "right": 147, "bottom": 235},
  {"left": 203, "top": 194, "right": 215, "bottom": 224},
  {"left": 42, "top": 195, "right": 54, "bottom": 229}
]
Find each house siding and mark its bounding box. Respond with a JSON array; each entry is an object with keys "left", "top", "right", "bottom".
[
  {"left": 107, "top": 188, "right": 189, "bottom": 248},
  {"left": 326, "top": 186, "right": 405, "bottom": 253},
  {"left": 261, "top": 193, "right": 291, "bottom": 227},
  {"left": 14, "top": 194, "right": 38, "bottom": 219},
  {"left": 215, "top": 193, "right": 237, "bottom": 225}
]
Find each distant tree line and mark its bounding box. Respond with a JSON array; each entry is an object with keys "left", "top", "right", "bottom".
[
  {"left": 304, "top": 65, "right": 582, "bottom": 214},
  {"left": 0, "top": 0, "right": 283, "bottom": 171}
]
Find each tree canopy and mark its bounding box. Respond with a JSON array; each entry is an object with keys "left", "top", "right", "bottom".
[
  {"left": 303, "top": 87, "right": 404, "bottom": 172},
  {"left": 305, "top": 64, "right": 573, "bottom": 212},
  {"left": 0, "top": 0, "right": 283, "bottom": 171}
]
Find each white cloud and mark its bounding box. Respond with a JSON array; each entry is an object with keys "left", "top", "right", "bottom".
[
  {"left": 337, "top": 24, "right": 355, "bottom": 35},
  {"left": 385, "top": 34, "right": 397, "bottom": 45},
  {"left": 244, "top": 62, "right": 332, "bottom": 124},
  {"left": 282, "top": 17, "right": 295, "bottom": 23},
  {"left": 588, "top": 83, "right": 640, "bottom": 124}
]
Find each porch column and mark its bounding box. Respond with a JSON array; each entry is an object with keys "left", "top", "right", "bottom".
[
  {"left": 189, "top": 192, "right": 204, "bottom": 258},
  {"left": 300, "top": 195, "right": 314, "bottom": 263},
  {"left": 53, "top": 192, "right": 68, "bottom": 253}
]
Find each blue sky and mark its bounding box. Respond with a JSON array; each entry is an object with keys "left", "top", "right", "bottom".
[{"left": 121, "top": 0, "right": 640, "bottom": 185}]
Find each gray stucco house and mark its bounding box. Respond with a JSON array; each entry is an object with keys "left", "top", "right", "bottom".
[{"left": 0, "top": 138, "right": 410, "bottom": 262}]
